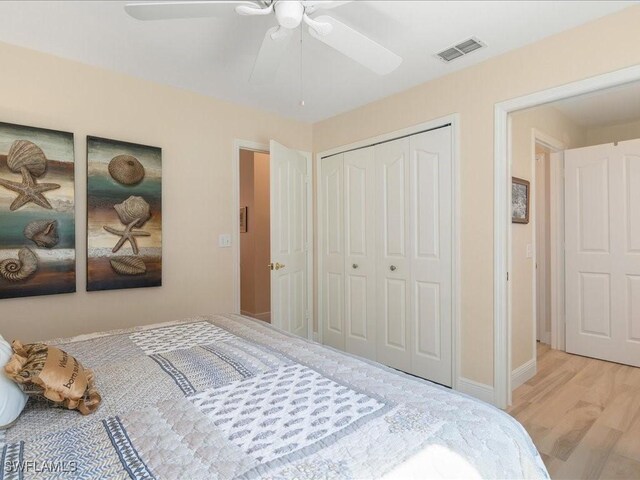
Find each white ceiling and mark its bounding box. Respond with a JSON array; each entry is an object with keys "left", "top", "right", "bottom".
[
  {"left": 552, "top": 81, "right": 640, "bottom": 128},
  {"left": 0, "top": 1, "right": 634, "bottom": 122}
]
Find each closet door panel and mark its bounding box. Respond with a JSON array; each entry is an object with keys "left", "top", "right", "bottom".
[
  {"left": 375, "top": 138, "right": 411, "bottom": 372},
  {"left": 409, "top": 127, "right": 452, "bottom": 386},
  {"left": 344, "top": 147, "right": 376, "bottom": 360},
  {"left": 321, "top": 154, "right": 345, "bottom": 350}
]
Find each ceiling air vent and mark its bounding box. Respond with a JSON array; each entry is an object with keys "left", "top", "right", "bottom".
[{"left": 436, "top": 37, "right": 485, "bottom": 63}]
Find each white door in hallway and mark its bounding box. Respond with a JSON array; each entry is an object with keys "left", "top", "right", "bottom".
[
  {"left": 565, "top": 138, "right": 640, "bottom": 367},
  {"left": 270, "top": 140, "right": 310, "bottom": 338}
]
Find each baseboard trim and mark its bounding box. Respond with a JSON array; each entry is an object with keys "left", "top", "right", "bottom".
[
  {"left": 457, "top": 377, "right": 495, "bottom": 404},
  {"left": 240, "top": 310, "right": 271, "bottom": 322},
  {"left": 511, "top": 358, "right": 537, "bottom": 390}
]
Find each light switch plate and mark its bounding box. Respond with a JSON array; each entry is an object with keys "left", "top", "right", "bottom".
[{"left": 218, "top": 234, "right": 231, "bottom": 248}]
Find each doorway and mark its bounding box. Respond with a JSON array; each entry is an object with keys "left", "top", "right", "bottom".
[
  {"left": 499, "top": 70, "right": 640, "bottom": 407},
  {"left": 232, "top": 140, "right": 313, "bottom": 339},
  {"left": 239, "top": 148, "right": 271, "bottom": 322}
]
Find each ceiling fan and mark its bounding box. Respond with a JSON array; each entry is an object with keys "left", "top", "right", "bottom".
[{"left": 124, "top": 1, "right": 402, "bottom": 84}]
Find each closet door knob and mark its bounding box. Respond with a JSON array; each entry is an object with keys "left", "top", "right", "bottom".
[
  {"left": 389, "top": 265, "right": 397, "bottom": 271},
  {"left": 352, "top": 264, "right": 358, "bottom": 269}
]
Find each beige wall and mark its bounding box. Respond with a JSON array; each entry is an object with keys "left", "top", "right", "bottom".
[
  {"left": 239, "top": 150, "right": 270, "bottom": 318},
  {"left": 586, "top": 118, "right": 640, "bottom": 146},
  {"left": 2, "top": 5, "right": 640, "bottom": 388},
  {"left": 313, "top": 6, "right": 640, "bottom": 385},
  {"left": 0, "top": 41, "right": 311, "bottom": 343},
  {"left": 509, "top": 106, "right": 586, "bottom": 371}
]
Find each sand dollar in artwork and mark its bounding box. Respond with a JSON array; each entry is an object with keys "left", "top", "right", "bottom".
[{"left": 108, "top": 155, "right": 145, "bottom": 185}]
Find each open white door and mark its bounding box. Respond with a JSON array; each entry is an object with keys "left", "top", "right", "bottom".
[
  {"left": 565, "top": 139, "right": 640, "bottom": 367},
  {"left": 270, "top": 140, "right": 311, "bottom": 338}
]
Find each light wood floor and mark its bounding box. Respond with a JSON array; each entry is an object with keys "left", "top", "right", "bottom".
[{"left": 508, "top": 343, "right": 640, "bottom": 480}]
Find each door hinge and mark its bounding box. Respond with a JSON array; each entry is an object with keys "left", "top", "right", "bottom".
[{"left": 507, "top": 272, "right": 510, "bottom": 281}]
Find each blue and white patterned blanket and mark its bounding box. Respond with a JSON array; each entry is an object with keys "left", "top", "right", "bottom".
[{"left": 1, "top": 314, "right": 549, "bottom": 479}]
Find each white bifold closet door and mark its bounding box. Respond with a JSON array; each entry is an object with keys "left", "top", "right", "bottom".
[
  {"left": 320, "top": 153, "right": 345, "bottom": 349},
  {"left": 321, "top": 126, "right": 453, "bottom": 386},
  {"left": 376, "top": 129, "right": 452, "bottom": 385},
  {"left": 345, "top": 147, "right": 377, "bottom": 360},
  {"left": 565, "top": 138, "right": 640, "bottom": 367}
]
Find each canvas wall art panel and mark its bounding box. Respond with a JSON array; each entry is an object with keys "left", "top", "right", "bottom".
[
  {"left": 87, "top": 137, "right": 161, "bottom": 291},
  {"left": 0, "top": 122, "right": 75, "bottom": 299}
]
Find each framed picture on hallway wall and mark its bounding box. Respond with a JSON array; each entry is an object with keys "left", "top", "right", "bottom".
[
  {"left": 240, "top": 206, "right": 247, "bottom": 233},
  {"left": 512, "top": 176, "right": 530, "bottom": 224}
]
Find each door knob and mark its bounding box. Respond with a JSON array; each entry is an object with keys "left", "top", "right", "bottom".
[
  {"left": 389, "top": 265, "right": 397, "bottom": 271},
  {"left": 275, "top": 262, "right": 285, "bottom": 270},
  {"left": 352, "top": 264, "right": 358, "bottom": 269}
]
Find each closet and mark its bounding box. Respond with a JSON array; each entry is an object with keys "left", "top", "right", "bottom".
[{"left": 319, "top": 125, "right": 453, "bottom": 386}]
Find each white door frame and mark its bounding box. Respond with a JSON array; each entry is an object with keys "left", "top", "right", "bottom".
[
  {"left": 494, "top": 64, "right": 640, "bottom": 408},
  {"left": 316, "top": 113, "right": 461, "bottom": 390},
  {"left": 531, "top": 130, "right": 565, "bottom": 353},
  {"left": 232, "top": 139, "right": 314, "bottom": 340}
]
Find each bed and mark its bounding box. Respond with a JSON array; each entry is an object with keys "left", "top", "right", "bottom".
[{"left": 1, "top": 314, "right": 549, "bottom": 479}]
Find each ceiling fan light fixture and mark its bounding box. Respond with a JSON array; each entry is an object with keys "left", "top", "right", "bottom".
[{"left": 275, "top": 1, "right": 304, "bottom": 29}]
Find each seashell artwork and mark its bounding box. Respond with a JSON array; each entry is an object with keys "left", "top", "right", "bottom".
[
  {"left": 0, "top": 139, "right": 61, "bottom": 211},
  {"left": 24, "top": 219, "right": 60, "bottom": 249},
  {"left": 0, "top": 122, "right": 75, "bottom": 299},
  {"left": 87, "top": 136, "right": 161, "bottom": 292},
  {"left": 113, "top": 196, "right": 151, "bottom": 228},
  {"left": 108, "top": 155, "right": 145, "bottom": 186},
  {"left": 7, "top": 140, "right": 47, "bottom": 177},
  {"left": 0, "top": 248, "right": 38, "bottom": 282},
  {"left": 110, "top": 256, "right": 147, "bottom": 276}
]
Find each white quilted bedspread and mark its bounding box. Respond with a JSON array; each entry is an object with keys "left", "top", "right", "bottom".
[{"left": 1, "top": 314, "right": 549, "bottom": 479}]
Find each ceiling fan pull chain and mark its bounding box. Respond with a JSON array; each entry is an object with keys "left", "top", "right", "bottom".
[{"left": 299, "top": 26, "right": 305, "bottom": 107}]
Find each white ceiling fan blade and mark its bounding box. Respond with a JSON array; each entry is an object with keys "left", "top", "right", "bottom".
[
  {"left": 250, "top": 26, "right": 293, "bottom": 84},
  {"left": 236, "top": 3, "right": 273, "bottom": 16},
  {"left": 302, "top": 1, "right": 351, "bottom": 14},
  {"left": 125, "top": 1, "right": 259, "bottom": 21},
  {"left": 308, "top": 15, "right": 402, "bottom": 75}
]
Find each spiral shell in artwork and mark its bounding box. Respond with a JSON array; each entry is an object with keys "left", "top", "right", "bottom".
[
  {"left": 0, "top": 248, "right": 38, "bottom": 282},
  {"left": 24, "top": 219, "right": 60, "bottom": 248},
  {"left": 114, "top": 196, "right": 151, "bottom": 227},
  {"left": 110, "top": 256, "right": 146, "bottom": 276},
  {"left": 108, "top": 155, "right": 145, "bottom": 186},
  {"left": 7, "top": 140, "right": 47, "bottom": 177}
]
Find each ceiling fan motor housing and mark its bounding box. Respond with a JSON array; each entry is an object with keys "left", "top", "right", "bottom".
[{"left": 275, "top": 1, "right": 304, "bottom": 29}]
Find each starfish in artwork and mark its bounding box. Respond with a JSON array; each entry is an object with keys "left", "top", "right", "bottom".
[
  {"left": 0, "top": 167, "right": 61, "bottom": 211},
  {"left": 103, "top": 219, "right": 151, "bottom": 255}
]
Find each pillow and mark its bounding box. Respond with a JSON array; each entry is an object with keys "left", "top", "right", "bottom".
[
  {"left": 4, "top": 341, "right": 101, "bottom": 415},
  {"left": 0, "top": 335, "right": 28, "bottom": 429}
]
